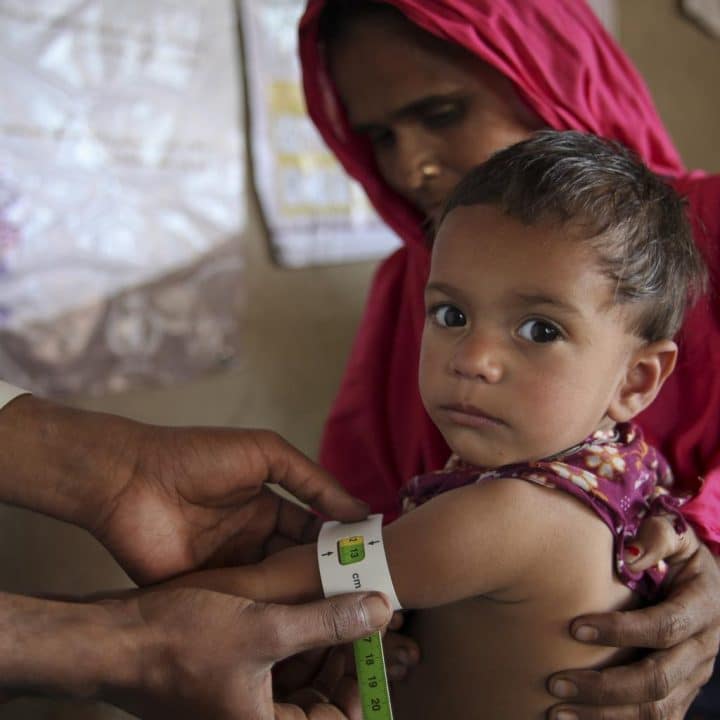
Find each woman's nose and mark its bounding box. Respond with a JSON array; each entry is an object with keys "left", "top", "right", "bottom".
[
  {"left": 388, "top": 127, "right": 438, "bottom": 193},
  {"left": 450, "top": 333, "right": 504, "bottom": 383}
]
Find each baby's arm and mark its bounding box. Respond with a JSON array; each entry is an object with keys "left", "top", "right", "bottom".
[
  {"left": 160, "top": 542, "right": 323, "bottom": 604},
  {"left": 163, "top": 476, "right": 556, "bottom": 609}
]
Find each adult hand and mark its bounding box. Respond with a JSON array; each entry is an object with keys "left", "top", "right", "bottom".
[
  {"left": 111, "top": 588, "right": 392, "bottom": 720},
  {"left": 0, "top": 397, "right": 368, "bottom": 585},
  {"left": 274, "top": 612, "right": 419, "bottom": 720},
  {"left": 548, "top": 541, "right": 720, "bottom": 719},
  {"left": 0, "top": 586, "right": 392, "bottom": 720},
  {"left": 92, "top": 425, "right": 369, "bottom": 584}
]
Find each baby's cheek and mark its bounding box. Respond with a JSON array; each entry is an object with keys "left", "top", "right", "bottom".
[{"left": 520, "top": 377, "right": 579, "bottom": 439}]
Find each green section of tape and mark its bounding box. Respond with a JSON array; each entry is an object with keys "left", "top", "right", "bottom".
[
  {"left": 353, "top": 630, "right": 394, "bottom": 720},
  {"left": 338, "top": 535, "right": 365, "bottom": 565}
]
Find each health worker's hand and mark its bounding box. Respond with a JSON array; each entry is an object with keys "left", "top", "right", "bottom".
[
  {"left": 93, "top": 425, "right": 369, "bottom": 584},
  {"left": 115, "top": 588, "right": 392, "bottom": 720},
  {"left": 274, "top": 611, "right": 420, "bottom": 720},
  {"left": 0, "top": 587, "right": 393, "bottom": 720},
  {"left": 548, "top": 532, "right": 720, "bottom": 720},
  {"left": 0, "top": 397, "right": 368, "bottom": 586}
]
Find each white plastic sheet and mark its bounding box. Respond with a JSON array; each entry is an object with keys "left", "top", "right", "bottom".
[{"left": 0, "top": 0, "right": 245, "bottom": 395}]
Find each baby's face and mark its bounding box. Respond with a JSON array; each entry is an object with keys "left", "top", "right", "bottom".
[{"left": 419, "top": 204, "right": 643, "bottom": 468}]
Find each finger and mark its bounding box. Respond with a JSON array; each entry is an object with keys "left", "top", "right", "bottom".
[
  {"left": 548, "top": 635, "right": 715, "bottom": 706},
  {"left": 263, "top": 593, "right": 392, "bottom": 662},
  {"left": 388, "top": 611, "right": 405, "bottom": 631},
  {"left": 624, "top": 516, "right": 682, "bottom": 572},
  {"left": 276, "top": 497, "right": 324, "bottom": 545},
  {"left": 331, "top": 675, "right": 362, "bottom": 720},
  {"left": 383, "top": 631, "right": 420, "bottom": 679},
  {"left": 311, "top": 646, "right": 349, "bottom": 699},
  {"left": 547, "top": 675, "right": 704, "bottom": 720},
  {"left": 276, "top": 696, "right": 349, "bottom": 720},
  {"left": 258, "top": 432, "right": 369, "bottom": 522},
  {"left": 274, "top": 702, "right": 310, "bottom": 720},
  {"left": 285, "top": 688, "right": 331, "bottom": 710},
  {"left": 570, "top": 532, "right": 720, "bottom": 648},
  {"left": 306, "top": 703, "right": 349, "bottom": 720},
  {"left": 548, "top": 697, "right": 689, "bottom": 720},
  {"left": 570, "top": 597, "right": 701, "bottom": 650},
  {"left": 624, "top": 517, "right": 699, "bottom": 573},
  {"left": 274, "top": 649, "right": 329, "bottom": 697}
]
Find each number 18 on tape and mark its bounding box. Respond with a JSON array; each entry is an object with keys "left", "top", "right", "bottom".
[{"left": 337, "top": 534, "right": 394, "bottom": 720}]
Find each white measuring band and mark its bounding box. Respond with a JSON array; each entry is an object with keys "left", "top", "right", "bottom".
[
  {"left": 317, "top": 513, "right": 402, "bottom": 611},
  {"left": 0, "top": 381, "right": 30, "bottom": 411}
]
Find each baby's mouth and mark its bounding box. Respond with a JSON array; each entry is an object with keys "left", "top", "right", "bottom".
[{"left": 440, "top": 403, "right": 505, "bottom": 427}]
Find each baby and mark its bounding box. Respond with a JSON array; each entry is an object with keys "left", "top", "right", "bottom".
[{"left": 162, "top": 131, "right": 706, "bottom": 718}]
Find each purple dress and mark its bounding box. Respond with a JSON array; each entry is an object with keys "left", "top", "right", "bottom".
[{"left": 401, "top": 423, "right": 689, "bottom": 598}]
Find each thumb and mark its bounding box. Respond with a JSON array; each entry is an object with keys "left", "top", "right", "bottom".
[{"left": 264, "top": 593, "right": 392, "bottom": 663}]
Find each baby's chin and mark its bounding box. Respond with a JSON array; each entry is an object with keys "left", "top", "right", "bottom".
[{"left": 449, "top": 439, "right": 579, "bottom": 469}]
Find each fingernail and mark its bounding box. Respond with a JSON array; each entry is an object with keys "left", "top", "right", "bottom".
[
  {"left": 554, "top": 711, "right": 578, "bottom": 720},
  {"left": 625, "top": 543, "right": 643, "bottom": 563},
  {"left": 391, "top": 649, "right": 410, "bottom": 665},
  {"left": 362, "top": 593, "right": 392, "bottom": 628},
  {"left": 550, "top": 678, "right": 578, "bottom": 698},
  {"left": 573, "top": 624, "right": 598, "bottom": 642}
]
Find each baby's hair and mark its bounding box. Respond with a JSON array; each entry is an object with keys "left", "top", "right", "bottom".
[{"left": 440, "top": 130, "right": 707, "bottom": 341}]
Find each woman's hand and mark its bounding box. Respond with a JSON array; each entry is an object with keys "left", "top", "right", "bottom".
[{"left": 548, "top": 529, "right": 720, "bottom": 720}]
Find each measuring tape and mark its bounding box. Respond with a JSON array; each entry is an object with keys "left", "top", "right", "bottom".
[
  {"left": 353, "top": 630, "right": 394, "bottom": 719},
  {"left": 317, "top": 515, "right": 401, "bottom": 720}
]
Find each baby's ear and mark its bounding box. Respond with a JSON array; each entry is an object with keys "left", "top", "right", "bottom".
[{"left": 608, "top": 339, "right": 678, "bottom": 423}]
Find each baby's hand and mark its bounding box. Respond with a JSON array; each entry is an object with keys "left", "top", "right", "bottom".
[
  {"left": 623, "top": 515, "right": 701, "bottom": 578},
  {"left": 384, "top": 612, "right": 421, "bottom": 681}
]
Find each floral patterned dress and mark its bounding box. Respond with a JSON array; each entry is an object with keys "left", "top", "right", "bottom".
[{"left": 401, "top": 423, "right": 689, "bottom": 598}]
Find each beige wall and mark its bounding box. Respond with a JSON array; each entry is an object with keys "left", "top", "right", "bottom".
[
  {"left": 620, "top": 0, "right": 720, "bottom": 172},
  {"left": 2, "top": 2, "right": 719, "bottom": 717}
]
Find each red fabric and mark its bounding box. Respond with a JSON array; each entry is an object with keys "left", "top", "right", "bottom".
[{"left": 299, "top": 0, "right": 720, "bottom": 551}]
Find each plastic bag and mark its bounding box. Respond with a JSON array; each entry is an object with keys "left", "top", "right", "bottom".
[{"left": 0, "top": 0, "right": 245, "bottom": 395}]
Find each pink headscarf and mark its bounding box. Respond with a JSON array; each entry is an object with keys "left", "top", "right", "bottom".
[{"left": 300, "top": 0, "right": 720, "bottom": 551}]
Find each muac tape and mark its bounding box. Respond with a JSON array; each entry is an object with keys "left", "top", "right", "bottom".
[{"left": 317, "top": 513, "right": 401, "bottom": 610}]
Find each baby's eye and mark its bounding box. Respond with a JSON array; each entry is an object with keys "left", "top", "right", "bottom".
[
  {"left": 517, "top": 319, "right": 562, "bottom": 343},
  {"left": 430, "top": 304, "right": 466, "bottom": 328}
]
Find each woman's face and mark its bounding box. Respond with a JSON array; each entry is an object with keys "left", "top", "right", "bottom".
[{"left": 329, "top": 11, "right": 544, "bottom": 227}]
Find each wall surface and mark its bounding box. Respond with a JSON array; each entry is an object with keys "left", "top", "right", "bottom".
[
  {"left": 620, "top": 0, "right": 720, "bottom": 171},
  {"left": 2, "top": 2, "right": 719, "bottom": 717}
]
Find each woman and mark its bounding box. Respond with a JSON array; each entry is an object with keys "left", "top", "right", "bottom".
[{"left": 299, "top": 0, "right": 720, "bottom": 717}]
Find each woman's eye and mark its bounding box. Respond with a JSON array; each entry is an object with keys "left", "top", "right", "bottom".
[
  {"left": 430, "top": 304, "right": 466, "bottom": 328},
  {"left": 366, "top": 128, "right": 394, "bottom": 148},
  {"left": 517, "top": 319, "right": 562, "bottom": 343},
  {"left": 423, "top": 103, "right": 463, "bottom": 129}
]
